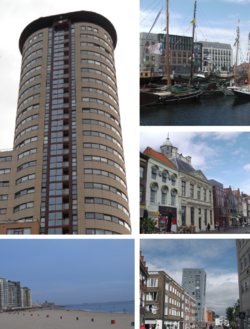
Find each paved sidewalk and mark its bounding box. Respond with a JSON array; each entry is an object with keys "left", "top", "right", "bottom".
[{"left": 197, "top": 226, "right": 250, "bottom": 234}]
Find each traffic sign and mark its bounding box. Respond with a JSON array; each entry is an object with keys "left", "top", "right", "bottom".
[{"left": 239, "top": 312, "right": 245, "bottom": 319}]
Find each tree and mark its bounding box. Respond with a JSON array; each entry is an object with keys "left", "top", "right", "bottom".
[
  {"left": 140, "top": 218, "right": 158, "bottom": 234},
  {"left": 226, "top": 307, "right": 234, "bottom": 322},
  {"left": 215, "top": 315, "right": 220, "bottom": 318},
  {"left": 234, "top": 299, "right": 240, "bottom": 320}
]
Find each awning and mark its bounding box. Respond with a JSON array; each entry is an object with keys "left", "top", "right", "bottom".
[{"left": 140, "top": 208, "right": 159, "bottom": 218}]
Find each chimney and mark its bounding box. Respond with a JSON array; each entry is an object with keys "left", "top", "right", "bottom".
[{"left": 186, "top": 156, "right": 192, "bottom": 165}]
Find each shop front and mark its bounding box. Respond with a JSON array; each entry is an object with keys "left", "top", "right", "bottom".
[{"left": 158, "top": 206, "right": 177, "bottom": 232}]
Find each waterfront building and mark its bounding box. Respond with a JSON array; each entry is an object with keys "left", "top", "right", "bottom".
[
  {"left": 183, "top": 292, "right": 196, "bottom": 329},
  {"left": 164, "top": 137, "right": 214, "bottom": 232},
  {"left": 208, "top": 179, "right": 227, "bottom": 228},
  {"left": 0, "top": 277, "right": 8, "bottom": 309},
  {"left": 145, "top": 271, "right": 184, "bottom": 329},
  {"left": 8, "top": 281, "right": 21, "bottom": 308},
  {"left": 143, "top": 143, "right": 179, "bottom": 232},
  {"left": 236, "top": 239, "right": 250, "bottom": 329},
  {"left": 182, "top": 269, "right": 207, "bottom": 322},
  {"left": 140, "top": 32, "right": 202, "bottom": 75},
  {"left": 140, "top": 251, "right": 150, "bottom": 325},
  {"left": 198, "top": 41, "right": 233, "bottom": 72},
  {"left": 20, "top": 287, "right": 32, "bottom": 307},
  {"left": 0, "top": 11, "right": 131, "bottom": 235}
]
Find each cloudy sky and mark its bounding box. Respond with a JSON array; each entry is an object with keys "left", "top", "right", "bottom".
[
  {"left": 140, "top": 238, "right": 239, "bottom": 316},
  {"left": 140, "top": 131, "right": 250, "bottom": 195},
  {"left": 0, "top": 0, "right": 138, "bottom": 230},
  {"left": 140, "top": 0, "right": 250, "bottom": 64},
  {"left": 0, "top": 239, "right": 134, "bottom": 304}
]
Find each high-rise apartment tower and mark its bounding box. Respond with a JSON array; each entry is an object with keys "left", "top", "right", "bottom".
[
  {"left": 182, "top": 268, "right": 207, "bottom": 322},
  {"left": 0, "top": 11, "right": 131, "bottom": 235}
]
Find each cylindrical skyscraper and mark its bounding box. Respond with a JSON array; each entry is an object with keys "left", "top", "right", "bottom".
[{"left": 0, "top": 11, "right": 131, "bottom": 235}]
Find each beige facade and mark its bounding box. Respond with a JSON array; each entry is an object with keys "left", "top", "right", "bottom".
[
  {"left": 178, "top": 169, "right": 214, "bottom": 232},
  {"left": 236, "top": 239, "right": 250, "bottom": 329},
  {"left": 0, "top": 11, "right": 131, "bottom": 234}
]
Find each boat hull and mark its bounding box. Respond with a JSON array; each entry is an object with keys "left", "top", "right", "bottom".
[
  {"left": 232, "top": 89, "right": 250, "bottom": 98},
  {"left": 140, "top": 90, "right": 202, "bottom": 107}
]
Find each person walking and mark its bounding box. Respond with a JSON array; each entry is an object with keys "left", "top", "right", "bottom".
[
  {"left": 140, "top": 323, "right": 146, "bottom": 329},
  {"left": 167, "top": 212, "right": 173, "bottom": 232},
  {"left": 217, "top": 222, "right": 220, "bottom": 231},
  {"left": 223, "top": 221, "right": 226, "bottom": 232},
  {"left": 206, "top": 223, "right": 210, "bottom": 232}
]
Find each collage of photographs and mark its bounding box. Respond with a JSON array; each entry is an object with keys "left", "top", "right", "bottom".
[{"left": 0, "top": 0, "right": 249, "bottom": 328}]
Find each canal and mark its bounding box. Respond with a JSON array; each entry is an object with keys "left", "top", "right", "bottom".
[{"left": 140, "top": 94, "right": 250, "bottom": 126}]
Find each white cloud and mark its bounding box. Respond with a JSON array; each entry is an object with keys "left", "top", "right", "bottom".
[{"left": 243, "top": 164, "right": 250, "bottom": 172}]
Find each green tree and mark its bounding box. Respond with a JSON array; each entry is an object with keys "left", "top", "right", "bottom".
[
  {"left": 140, "top": 218, "right": 158, "bottom": 234},
  {"left": 234, "top": 299, "right": 240, "bottom": 319},
  {"left": 215, "top": 315, "right": 220, "bottom": 318},
  {"left": 226, "top": 307, "right": 234, "bottom": 322}
]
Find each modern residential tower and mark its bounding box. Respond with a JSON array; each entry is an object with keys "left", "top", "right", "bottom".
[
  {"left": 0, "top": 11, "right": 131, "bottom": 235},
  {"left": 182, "top": 268, "right": 207, "bottom": 322}
]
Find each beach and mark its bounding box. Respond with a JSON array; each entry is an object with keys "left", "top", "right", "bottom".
[{"left": 0, "top": 309, "right": 134, "bottom": 329}]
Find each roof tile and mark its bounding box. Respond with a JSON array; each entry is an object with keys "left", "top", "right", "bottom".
[{"left": 143, "top": 147, "right": 176, "bottom": 168}]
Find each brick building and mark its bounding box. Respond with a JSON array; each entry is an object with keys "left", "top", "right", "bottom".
[
  {"left": 140, "top": 251, "right": 150, "bottom": 324},
  {"left": 184, "top": 292, "right": 196, "bottom": 329},
  {"left": 145, "top": 271, "right": 184, "bottom": 329},
  {"left": 208, "top": 180, "right": 227, "bottom": 227}
]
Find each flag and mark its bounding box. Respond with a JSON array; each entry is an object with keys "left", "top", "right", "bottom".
[
  {"left": 148, "top": 43, "right": 162, "bottom": 55},
  {"left": 143, "top": 8, "right": 163, "bottom": 54},
  {"left": 190, "top": 18, "right": 196, "bottom": 24}
]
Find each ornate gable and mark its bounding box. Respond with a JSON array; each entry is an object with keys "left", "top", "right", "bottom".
[{"left": 190, "top": 170, "right": 209, "bottom": 183}]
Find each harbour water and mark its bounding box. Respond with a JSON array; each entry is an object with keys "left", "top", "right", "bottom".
[
  {"left": 57, "top": 300, "right": 134, "bottom": 314},
  {"left": 140, "top": 95, "right": 250, "bottom": 126}
]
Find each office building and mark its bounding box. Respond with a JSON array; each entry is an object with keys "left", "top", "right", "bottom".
[
  {"left": 236, "top": 239, "right": 250, "bottom": 329},
  {"left": 0, "top": 11, "right": 131, "bottom": 235},
  {"left": 182, "top": 268, "right": 207, "bottom": 322}
]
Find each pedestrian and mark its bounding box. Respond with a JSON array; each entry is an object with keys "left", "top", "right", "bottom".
[
  {"left": 217, "top": 222, "right": 220, "bottom": 231},
  {"left": 140, "top": 323, "right": 146, "bottom": 329},
  {"left": 209, "top": 325, "right": 213, "bottom": 329},
  {"left": 223, "top": 221, "right": 226, "bottom": 232},
  {"left": 206, "top": 223, "right": 210, "bottom": 232},
  {"left": 167, "top": 211, "right": 173, "bottom": 232}
]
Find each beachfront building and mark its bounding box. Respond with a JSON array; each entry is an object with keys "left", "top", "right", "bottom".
[
  {"left": 142, "top": 142, "right": 179, "bottom": 232},
  {"left": 140, "top": 251, "right": 150, "bottom": 325},
  {"left": 236, "top": 239, "right": 250, "bottom": 329},
  {"left": 20, "top": 287, "right": 32, "bottom": 307},
  {"left": 0, "top": 11, "right": 131, "bottom": 235},
  {"left": 164, "top": 137, "right": 214, "bottom": 232},
  {"left": 182, "top": 269, "right": 207, "bottom": 322},
  {"left": 0, "top": 277, "right": 8, "bottom": 309},
  {"left": 198, "top": 41, "right": 233, "bottom": 72},
  {"left": 8, "top": 281, "right": 21, "bottom": 308}
]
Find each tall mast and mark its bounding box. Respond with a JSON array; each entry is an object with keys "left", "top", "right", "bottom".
[
  {"left": 166, "top": 0, "right": 170, "bottom": 84},
  {"left": 235, "top": 25, "right": 239, "bottom": 84},
  {"left": 248, "top": 32, "right": 250, "bottom": 91},
  {"left": 190, "top": 0, "right": 197, "bottom": 83}
]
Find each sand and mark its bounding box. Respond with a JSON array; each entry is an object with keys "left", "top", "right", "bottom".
[{"left": 0, "top": 308, "right": 134, "bottom": 329}]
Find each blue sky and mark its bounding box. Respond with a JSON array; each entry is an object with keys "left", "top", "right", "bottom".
[
  {"left": 0, "top": 239, "right": 134, "bottom": 305},
  {"left": 140, "top": 131, "right": 250, "bottom": 195},
  {"left": 140, "top": 0, "right": 250, "bottom": 64},
  {"left": 140, "top": 239, "right": 239, "bottom": 316}
]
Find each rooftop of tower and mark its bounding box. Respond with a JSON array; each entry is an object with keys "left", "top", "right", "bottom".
[{"left": 19, "top": 10, "right": 117, "bottom": 53}]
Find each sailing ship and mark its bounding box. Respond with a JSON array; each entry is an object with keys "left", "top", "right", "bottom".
[
  {"left": 140, "top": 0, "right": 202, "bottom": 107},
  {"left": 232, "top": 32, "right": 250, "bottom": 98}
]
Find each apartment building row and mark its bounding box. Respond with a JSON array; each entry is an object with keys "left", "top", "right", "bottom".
[
  {"left": 0, "top": 277, "right": 32, "bottom": 309},
  {"left": 140, "top": 136, "right": 249, "bottom": 232}
]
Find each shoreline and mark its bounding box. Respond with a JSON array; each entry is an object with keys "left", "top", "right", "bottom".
[{"left": 55, "top": 308, "right": 134, "bottom": 314}]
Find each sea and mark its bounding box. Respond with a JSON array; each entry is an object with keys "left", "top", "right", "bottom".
[
  {"left": 140, "top": 95, "right": 250, "bottom": 126},
  {"left": 57, "top": 300, "right": 134, "bottom": 314}
]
